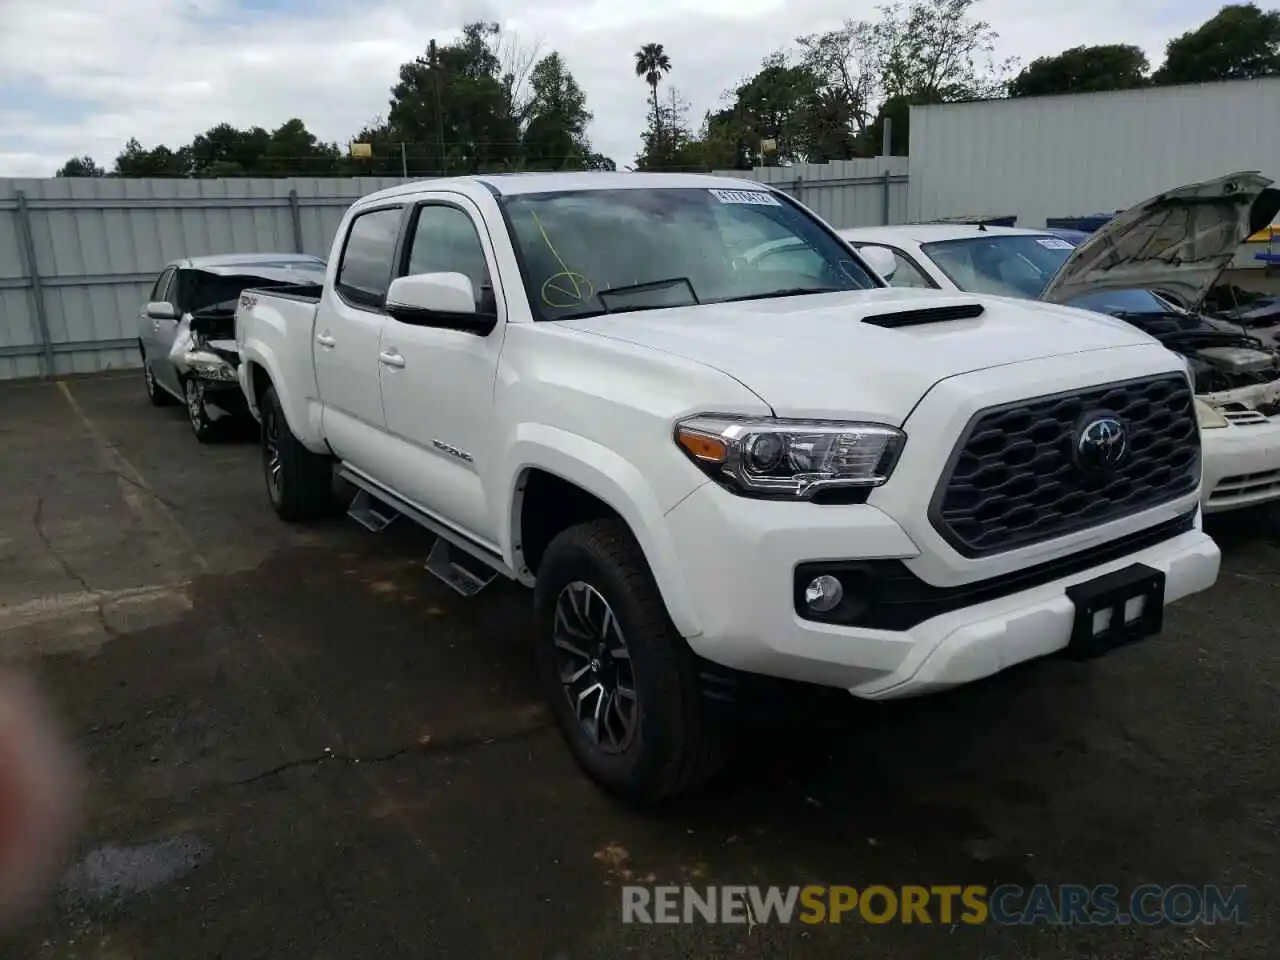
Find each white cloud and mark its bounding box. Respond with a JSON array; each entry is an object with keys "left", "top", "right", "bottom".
[{"left": 0, "top": 0, "right": 1228, "bottom": 177}]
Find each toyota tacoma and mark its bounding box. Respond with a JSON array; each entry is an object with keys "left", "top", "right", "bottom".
[{"left": 233, "top": 172, "right": 1221, "bottom": 804}]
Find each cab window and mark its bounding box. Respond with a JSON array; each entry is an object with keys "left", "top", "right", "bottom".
[
  {"left": 403, "top": 204, "right": 494, "bottom": 313},
  {"left": 335, "top": 207, "right": 403, "bottom": 307}
]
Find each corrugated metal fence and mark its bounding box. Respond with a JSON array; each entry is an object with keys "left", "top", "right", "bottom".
[
  {"left": 0, "top": 176, "right": 410, "bottom": 381},
  {"left": 0, "top": 162, "right": 908, "bottom": 382},
  {"left": 713, "top": 157, "right": 910, "bottom": 229}
]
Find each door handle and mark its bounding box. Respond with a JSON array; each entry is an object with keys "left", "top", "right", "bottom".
[
  {"left": 316, "top": 333, "right": 336, "bottom": 348},
  {"left": 378, "top": 349, "right": 405, "bottom": 369}
]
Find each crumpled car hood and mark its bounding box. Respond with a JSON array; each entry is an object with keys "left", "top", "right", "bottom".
[{"left": 1040, "top": 171, "right": 1280, "bottom": 312}]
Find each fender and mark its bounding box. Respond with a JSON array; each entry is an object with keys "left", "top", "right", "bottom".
[
  {"left": 239, "top": 339, "right": 326, "bottom": 455},
  {"left": 500, "top": 423, "right": 705, "bottom": 640}
]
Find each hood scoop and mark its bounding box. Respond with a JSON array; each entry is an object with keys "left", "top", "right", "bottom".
[{"left": 862, "top": 302, "right": 985, "bottom": 328}]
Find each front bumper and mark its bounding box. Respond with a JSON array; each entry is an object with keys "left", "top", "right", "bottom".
[
  {"left": 665, "top": 484, "right": 1221, "bottom": 700},
  {"left": 1201, "top": 417, "right": 1280, "bottom": 512}
]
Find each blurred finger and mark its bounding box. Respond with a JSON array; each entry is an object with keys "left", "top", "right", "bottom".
[{"left": 0, "top": 672, "right": 79, "bottom": 923}]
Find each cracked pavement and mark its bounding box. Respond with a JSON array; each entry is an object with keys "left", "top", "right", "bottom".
[{"left": 0, "top": 372, "right": 1277, "bottom": 959}]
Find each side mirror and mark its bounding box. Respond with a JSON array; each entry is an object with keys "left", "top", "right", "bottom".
[
  {"left": 146, "top": 301, "right": 178, "bottom": 320},
  {"left": 385, "top": 272, "right": 496, "bottom": 334},
  {"left": 858, "top": 246, "right": 898, "bottom": 282}
]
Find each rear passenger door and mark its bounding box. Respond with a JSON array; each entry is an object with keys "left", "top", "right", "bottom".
[
  {"left": 314, "top": 204, "right": 405, "bottom": 466},
  {"left": 375, "top": 195, "right": 507, "bottom": 546}
]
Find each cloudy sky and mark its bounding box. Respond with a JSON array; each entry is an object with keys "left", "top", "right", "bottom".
[{"left": 0, "top": 0, "right": 1231, "bottom": 177}]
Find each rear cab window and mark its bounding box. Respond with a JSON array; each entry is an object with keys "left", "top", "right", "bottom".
[{"left": 335, "top": 207, "right": 404, "bottom": 308}]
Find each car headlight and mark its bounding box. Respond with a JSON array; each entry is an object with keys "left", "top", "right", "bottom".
[
  {"left": 1194, "top": 398, "right": 1228, "bottom": 430},
  {"left": 183, "top": 349, "right": 239, "bottom": 382},
  {"left": 674, "top": 415, "right": 905, "bottom": 499}
]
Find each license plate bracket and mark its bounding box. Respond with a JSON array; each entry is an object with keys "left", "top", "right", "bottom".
[{"left": 1064, "top": 563, "right": 1166, "bottom": 660}]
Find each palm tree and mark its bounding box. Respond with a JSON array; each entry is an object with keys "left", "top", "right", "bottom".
[{"left": 634, "top": 43, "right": 672, "bottom": 152}]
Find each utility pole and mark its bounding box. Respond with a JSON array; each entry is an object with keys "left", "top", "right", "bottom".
[
  {"left": 400, "top": 141, "right": 408, "bottom": 178},
  {"left": 429, "top": 38, "right": 447, "bottom": 176}
]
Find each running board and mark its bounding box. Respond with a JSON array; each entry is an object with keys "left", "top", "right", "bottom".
[
  {"left": 336, "top": 465, "right": 516, "bottom": 589},
  {"left": 347, "top": 488, "right": 400, "bottom": 532},
  {"left": 425, "top": 539, "right": 498, "bottom": 597}
]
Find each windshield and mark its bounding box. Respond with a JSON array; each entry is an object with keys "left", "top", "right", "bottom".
[
  {"left": 499, "top": 187, "right": 879, "bottom": 321},
  {"left": 920, "top": 234, "right": 1076, "bottom": 299}
]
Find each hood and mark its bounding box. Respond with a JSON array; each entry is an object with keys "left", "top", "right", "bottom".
[
  {"left": 1040, "top": 171, "right": 1280, "bottom": 311},
  {"left": 560, "top": 288, "right": 1160, "bottom": 422}
]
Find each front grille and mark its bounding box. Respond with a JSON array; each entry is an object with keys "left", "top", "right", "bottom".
[{"left": 930, "top": 373, "right": 1200, "bottom": 557}]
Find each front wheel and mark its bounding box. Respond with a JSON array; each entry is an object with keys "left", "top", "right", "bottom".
[
  {"left": 260, "top": 384, "right": 334, "bottom": 521},
  {"left": 184, "top": 378, "right": 224, "bottom": 443},
  {"left": 533, "top": 519, "right": 726, "bottom": 806}
]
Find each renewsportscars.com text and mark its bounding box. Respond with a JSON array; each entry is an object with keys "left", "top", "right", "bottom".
[{"left": 621, "top": 884, "right": 1249, "bottom": 926}]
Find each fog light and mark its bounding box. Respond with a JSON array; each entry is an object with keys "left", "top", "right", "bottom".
[{"left": 804, "top": 574, "right": 843, "bottom": 613}]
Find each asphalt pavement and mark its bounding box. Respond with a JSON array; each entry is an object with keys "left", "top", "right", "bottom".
[{"left": 0, "top": 372, "right": 1275, "bottom": 959}]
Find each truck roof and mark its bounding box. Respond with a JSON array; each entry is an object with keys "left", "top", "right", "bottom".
[{"left": 356, "top": 171, "right": 776, "bottom": 205}]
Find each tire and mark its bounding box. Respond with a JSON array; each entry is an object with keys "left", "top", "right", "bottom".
[
  {"left": 533, "top": 518, "right": 725, "bottom": 806},
  {"left": 260, "top": 384, "right": 334, "bottom": 522},
  {"left": 183, "top": 378, "right": 225, "bottom": 444},
  {"left": 143, "top": 355, "right": 173, "bottom": 407}
]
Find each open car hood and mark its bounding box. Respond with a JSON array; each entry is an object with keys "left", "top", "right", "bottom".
[{"left": 1040, "top": 171, "right": 1280, "bottom": 312}]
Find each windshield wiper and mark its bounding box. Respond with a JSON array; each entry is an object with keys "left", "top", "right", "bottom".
[
  {"left": 597, "top": 277, "right": 698, "bottom": 313},
  {"left": 717, "top": 286, "right": 845, "bottom": 304}
]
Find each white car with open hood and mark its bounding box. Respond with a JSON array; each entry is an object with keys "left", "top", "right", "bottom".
[
  {"left": 234, "top": 171, "right": 1219, "bottom": 804},
  {"left": 840, "top": 171, "right": 1280, "bottom": 514}
]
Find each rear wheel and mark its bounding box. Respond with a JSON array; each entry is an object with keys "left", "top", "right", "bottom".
[
  {"left": 533, "top": 519, "right": 725, "bottom": 806},
  {"left": 260, "top": 384, "right": 334, "bottom": 521}
]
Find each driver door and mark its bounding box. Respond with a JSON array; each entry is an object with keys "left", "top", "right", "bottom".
[{"left": 375, "top": 195, "right": 508, "bottom": 546}]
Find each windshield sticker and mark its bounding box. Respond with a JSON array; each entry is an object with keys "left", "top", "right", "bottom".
[
  {"left": 1035, "top": 236, "right": 1075, "bottom": 250},
  {"left": 709, "top": 188, "right": 781, "bottom": 206}
]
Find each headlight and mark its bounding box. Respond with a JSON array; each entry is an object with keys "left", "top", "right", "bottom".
[
  {"left": 183, "top": 349, "right": 238, "bottom": 382},
  {"left": 1194, "top": 398, "right": 1228, "bottom": 430},
  {"left": 674, "top": 415, "right": 905, "bottom": 499}
]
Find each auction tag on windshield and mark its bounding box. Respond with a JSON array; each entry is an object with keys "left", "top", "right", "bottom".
[
  {"left": 1035, "top": 236, "right": 1075, "bottom": 249},
  {"left": 709, "top": 188, "right": 780, "bottom": 206}
]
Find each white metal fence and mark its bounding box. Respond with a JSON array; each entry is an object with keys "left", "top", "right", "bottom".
[{"left": 0, "top": 176, "right": 410, "bottom": 381}]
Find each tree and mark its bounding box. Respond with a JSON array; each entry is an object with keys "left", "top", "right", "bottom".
[
  {"left": 634, "top": 87, "right": 697, "bottom": 171},
  {"left": 521, "top": 52, "right": 594, "bottom": 169},
  {"left": 634, "top": 43, "right": 673, "bottom": 152},
  {"left": 113, "top": 138, "right": 190, "bottom": 177},
  {"left": 378, "top": 22, "right": 524, "bottom": 175},
  {"left": 1153, "top": 3, "right": 1280, "bottom": 85},
  {"left": 1009, "top": 44, "right": 1149, "bottom": 97},
  {"left": 797, "top": 20, "right": 880, "bottom": 133},
  {"left": 875, "top": 0, "right": 1015, "bottom": 103},
  {"left": 790, "top": 0, "right": 1015, "bottom": 161},
  {"left": 55, "top": 156, "right": 104, "bottom": 177}
]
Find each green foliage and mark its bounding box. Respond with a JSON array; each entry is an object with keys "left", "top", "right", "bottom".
[
  {"left": 1153, "top": 3, "right": 1280, "bottom": 84},
  {"left": 1009, "top": 45, "right": 1150, "bottom": 97},
  {"left": 54, "top": 156, "right": 104, "bottom": 177}
]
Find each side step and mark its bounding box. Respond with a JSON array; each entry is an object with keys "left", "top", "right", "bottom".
[
  {"left": 425, "top": 538, "right": 498, "bottom": 597},
  {"left": 347, "top": 488, "right": 400, "bottom": 532}
]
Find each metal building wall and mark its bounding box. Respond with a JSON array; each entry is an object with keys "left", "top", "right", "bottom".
[
  {"left": 0, "top": 176, "right": 410, "bottom": 381},
  {"left": 712, "top": 157, "right": 910, "bottom": 228},
  {"left": 907, "top": 77, "right": 1280, "bottom": 230}
]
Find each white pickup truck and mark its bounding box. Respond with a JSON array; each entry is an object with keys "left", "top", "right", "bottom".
[{"left": 235, "top": 172, "right": 1221, "bottom": 804}]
